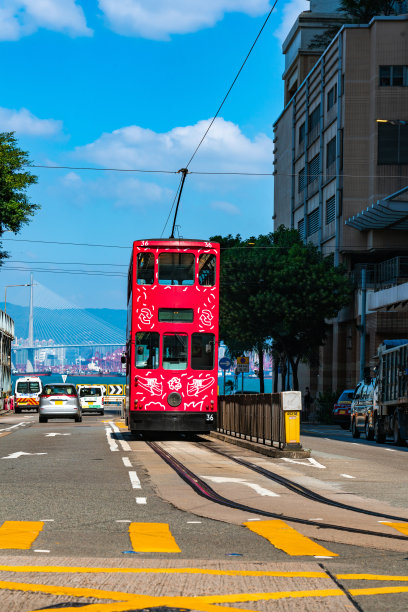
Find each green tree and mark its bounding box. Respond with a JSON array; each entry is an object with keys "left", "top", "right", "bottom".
[
  {"left": 212, "top": 228, "right": 352, "bottom": 391},
  {"left": 309, "top": 0, "right": 404, "bottom": 49},
  {"left": 0, "top": 132, "right": 39, "bottom": 263}
]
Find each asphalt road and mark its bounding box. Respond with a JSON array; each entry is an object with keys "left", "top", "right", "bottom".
[{"left": 0, "top": 410, "right": 408, "bottom": 611}]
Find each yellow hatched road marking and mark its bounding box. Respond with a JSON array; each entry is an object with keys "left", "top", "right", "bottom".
[
  {"left": 0, "top": 521, "right": 43, "bottom": 550},
  {"left": 381, "top": 522, "right": 408, "bottom": 537},
  {"left": 244, "top": 519, "right": 337, "bottom": 557},
  {"left": 128, "top": 523, "right": 181, "bottom": 553}
]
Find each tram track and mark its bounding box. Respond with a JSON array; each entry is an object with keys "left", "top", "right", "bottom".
[
  {"left": 197, "top": 439, "right": 408, "bottom": 524},
  {"left": 147, "top": 440, "right": 408, "bottom": 543}
]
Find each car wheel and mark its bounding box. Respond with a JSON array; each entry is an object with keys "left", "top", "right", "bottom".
[
  {"left": 365, "top": 421, "right": 374, "bottom": 441},
  {"left": 340, "top": 423, "right": 349, "bottom": 430},
  {"left": 74, "top": 415, "right": 81, "bottom": 423},
  {"left": 351, "top": 420, "right": 360, "bottom": 438},
  {"left": 99, "top": 410, "right": 104, "bottom": 416},
  {"left": 14, "top": 407, "right": 21, "bottom": 414},
  {"left": 374, "top": 419, "right": 385, "bottom": 444},
  {"left": 39, "top": 416, "right": 47, "bottom": 423}
]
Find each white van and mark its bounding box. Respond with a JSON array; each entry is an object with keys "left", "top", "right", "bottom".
[
  {"left": 76, "top": 384, "right": 105, "bottom": 415},
  {"left": 14, "top": 377, "right": 43, "bottom": 413}
]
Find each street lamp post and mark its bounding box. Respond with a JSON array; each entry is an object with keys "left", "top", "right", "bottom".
[{"left": 4, "top": 284, "right": 31, "bottom": 314}]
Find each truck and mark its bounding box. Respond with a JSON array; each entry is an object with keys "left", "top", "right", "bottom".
[
  {"left": 373, "top": 339, "right": 408, "bottom": 445},
  {"left": 14, "top": 376, "right": 43, "bottom": 413}
]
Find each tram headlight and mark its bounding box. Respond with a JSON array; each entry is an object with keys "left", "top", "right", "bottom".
[{"left": 167, "top": 392, "right": 182, "bottom": 407}]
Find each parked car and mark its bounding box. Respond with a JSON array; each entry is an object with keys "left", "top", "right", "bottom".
[
  {"left": 39, "top": 384, "right": 82, "bottom": 423},
  {"left": 351, "top": 378, "right": 376, "bottom": 440},
  {"left": 332, "top": 389, "right": 355, "bottom": 429}
]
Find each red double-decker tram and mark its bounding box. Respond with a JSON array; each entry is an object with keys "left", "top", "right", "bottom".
[{"left": 125, "top": 239, "right": 219, "bottom": 434}]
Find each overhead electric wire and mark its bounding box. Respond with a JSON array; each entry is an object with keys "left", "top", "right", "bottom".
[{"left": 184, "top": 0, "right": 280, "bottom": 169}]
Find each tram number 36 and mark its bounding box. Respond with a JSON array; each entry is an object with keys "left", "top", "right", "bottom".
[{"left": 205, "top": 414, "right": 214, "bottom": 422}]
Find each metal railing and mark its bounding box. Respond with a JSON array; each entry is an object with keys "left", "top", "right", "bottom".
[
  {"left": 351, "top": 258, "right": 408, "bottom": 291},
  {"left": 217, "top": 394, "right": 285, "bottom": 449}
]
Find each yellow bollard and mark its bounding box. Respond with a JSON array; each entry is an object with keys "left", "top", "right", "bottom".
[{"left": 281, "top": 391, "right": 302, "bottom": 449}]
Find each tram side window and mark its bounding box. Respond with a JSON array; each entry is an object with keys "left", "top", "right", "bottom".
[
  {"left": 191, "top": 333, "right": 215, "bottom": 370},
  {"left": 199, "top": 254, "right": 216, "bottom": 286},
  {"left": 158, "top": 253, "right": 195, "bottom": 285},
  {"left": 163, "top": 334, "right": 188, "bottom": 370},
  {"left": 135, "top": 332, "right": 159, "bottom": 369},
  {"left": 137, "top": 253, "right": 155, "bottom": 285}
]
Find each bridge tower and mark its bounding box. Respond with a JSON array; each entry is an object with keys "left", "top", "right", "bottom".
[{"left": 26, "top": 274, "right": 35, "bottom": 372}]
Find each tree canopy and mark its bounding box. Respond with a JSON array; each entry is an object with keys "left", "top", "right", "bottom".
[
  {"left": 211, "top": 227, "right": 352, "bottom": 391},
  {"left": 0, "top": 132, "right": 39, "bottom": 263},
  {"left": 309, "top": 0, "right": 405, "bottom": 49}
]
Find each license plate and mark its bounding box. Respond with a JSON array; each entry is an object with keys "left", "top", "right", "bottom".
[
  {"left": 87, "top": 401, "right": 94, "bottom": 405},
  {"left": 339, "top": 410, "right": 345, "bottom": 414},
  {"left": 55, "top": 401, "right": 63, "bottom": 405}
]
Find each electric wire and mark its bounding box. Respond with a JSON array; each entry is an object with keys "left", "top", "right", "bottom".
[{"left": 184, "top": 0, "right": 280, "bottom": 169}]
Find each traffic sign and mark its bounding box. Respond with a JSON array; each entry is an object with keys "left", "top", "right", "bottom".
[
  {"left": 219, "top": 357, "right": 231, "bottom": 370},
  {"left": 108, "top": 384, "right": 124, "bottom": 396},
  {"left": 237, "top": 356, "right": 249, "bottom": 365},
  {"left": 236, "top": 355, "right": 249, "bottom": 373}
]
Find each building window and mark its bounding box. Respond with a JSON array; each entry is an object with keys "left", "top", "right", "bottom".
[
  {"left": 378, "top": 122, "right": 408, "bottom": 164},
  {"left": 298, "top": 218, "right": 305, "bottom": 239},
  {"left": 298, "top": 167, "right": 306, "bottom": 192},
  {"left": 326, "top": 137, "right": 336, "bottom": 168},
  {"left": 299, "top": 122, "right": 305, "bottom": 144},
  {"left": 308, "top": 154, "right": 320, "bottom": 184},
  {"left": 326, "top": 195, "right": 336, "bottom": 224},
  {"left": 307, "top": 208, "right": 319, "bottom": 237},
  {"left": 379, "top": 65, "right": 408, "bottom": 87},
  {"left": 327, "top": 84, "right": 337, "bottom": 111},
  {"left": 309, "top": 105, "right": 320, "bottom": 132}
]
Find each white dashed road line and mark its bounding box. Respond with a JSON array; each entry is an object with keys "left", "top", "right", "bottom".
[
  {"left": 136, "top": 497, "right": 147, "bottom": 504},
  {"left": 122, "top": 457, "right": 132, "bottom": 467},
  {"left": 128, "top": 471, "right": 142, "bottom": 489}
]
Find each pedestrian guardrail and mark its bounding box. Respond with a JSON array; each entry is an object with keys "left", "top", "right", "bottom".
[{"left": 217, "top": 391, "right": 303, "bottom": 450}]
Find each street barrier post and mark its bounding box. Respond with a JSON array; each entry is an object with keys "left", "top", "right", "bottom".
[{"left": 281, "top": 391, "right": 302, "bottom": 449}]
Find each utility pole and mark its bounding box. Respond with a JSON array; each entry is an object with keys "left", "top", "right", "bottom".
[{"left": 359, "top": 267, "right": 367, "bottom": 381}]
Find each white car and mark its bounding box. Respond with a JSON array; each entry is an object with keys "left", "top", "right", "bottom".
[{"left": 77, "top": 385, "right": 105, "bottom": 415}]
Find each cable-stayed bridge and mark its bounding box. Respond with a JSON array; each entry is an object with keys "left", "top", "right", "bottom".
[{"left": 12, "top": 277, "right": 125, "bottom": 373}]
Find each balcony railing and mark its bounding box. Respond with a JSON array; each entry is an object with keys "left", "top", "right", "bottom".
[{"left": 351, "top": 257, "right": 408, "bottom": 291}]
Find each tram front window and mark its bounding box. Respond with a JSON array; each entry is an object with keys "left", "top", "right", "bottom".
[
  {"left": 191, "top": 333, "right": 215, "bottom": 370},
  {"left": 199, "top": 254, "right": 216, "bottom": 286},
  {"left": 135, "top": 332, "right": 159, "bottom": 369},
  {"left": 163, "top": 334, "right": 188, "bottom": 370},
  {"left": 137, "top": 252, "right": 154, "bottom": 285},
  {"left": 158, "top": 253, "right": 194, "bottom": 285}
]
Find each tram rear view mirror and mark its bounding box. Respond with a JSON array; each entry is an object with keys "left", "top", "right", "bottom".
[{"left": 206, "top": 344, "right": 212, "bottom": 353}]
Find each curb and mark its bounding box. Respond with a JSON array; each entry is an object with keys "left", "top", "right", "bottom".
[{"left": 210, "top": 431, "right": 311, "bottom": 458}]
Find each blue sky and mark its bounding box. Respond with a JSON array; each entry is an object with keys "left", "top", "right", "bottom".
[{"left": 1, "top": 0, "right": 308, "bottom": 309}]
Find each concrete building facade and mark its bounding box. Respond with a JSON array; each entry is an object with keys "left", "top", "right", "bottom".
[
  {"left": 273, "top": 12, "right": 408, "bottom": 393},
  {"left": 0, "top": 309, "right": 15, "bottom": 407}
]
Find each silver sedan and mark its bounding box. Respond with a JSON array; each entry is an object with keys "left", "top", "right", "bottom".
[{"left": 39, "top": 384, "right": 82, "bottom": 423}]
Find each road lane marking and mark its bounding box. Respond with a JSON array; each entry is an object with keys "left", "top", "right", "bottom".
[
  {"left": 122, "top": 457, "right": 132, "bottom": 467},
  {"left": 45, "top": 433, "right": 70, "bottom": 437},
  {"left": 116, "top": 520, "right": 131, "bottom": 523},
  {"left": 0, "top": 521, "right": 44, "bottom": 550},
  {"left": 1, "top": 452, "right": 47, "bottom": 459},
  {"left": 243, "top": 520, "right": 338, "bottom": 557},
  {"left": 135, "top": 497, "right": 147, "bottom": 504},
  {"left": 380, "top": 522, "right": 408, "bottom": 536},
  {"left": 340, "top": 474, "right": 355, "bottom": 479},
  {"left": 281, "top": 458, "right": 326, "bottom": 469},
  {"left": 33, "top": 550, "right": 50, "bottom": 553},
  {"left": 128, "top": 471, "right": 141, "bottom": 489},
  {"left": 202, "top": 476, "right": 279, "bottom": 497},
  {"left": 128, "top": 523, "right": 181, "bottom": 553},
  {"left": 105, "top": 427, "right": 118, "bottom": 452},
  {"left": 187, "top": 521, "right": 202, "bottom": 524},
  {"left": 109, "top": 421, "right": 131, "bottom": 451}
]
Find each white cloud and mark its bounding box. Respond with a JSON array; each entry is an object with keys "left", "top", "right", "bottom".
[
  {"left": 211, "top": 200, "right": 241, "bottom": 215},
  {"left": 0, "top": 107, "right": 63, "bottom": 136},
  {"left": 75, "top": 117, "right": 273, "bottom": 174},
  {"left": 98, "top": 0, "right": 271, "bottom": 40},
  {"left": 274, "top": 0, "right": 309, "bottom": 43},
  {"left": 0, "top": 0, "right": 92, "bottom": 41}
]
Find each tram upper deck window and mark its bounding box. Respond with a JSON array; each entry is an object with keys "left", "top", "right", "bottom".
[
  {"left": 137, "top": 253, "right": 154, "bottom": 285},
  {"left": 199, "top": 254, "right": 216, "bottom": 286},
  {"left": 163, "top": 333, "right": 188, "bottom": 370},
  {"left": 135, "top": 332, "right": 159, "bottom": 369},
  {"left": 158, "top": 253, "right": 194, "bottom": 285},
  {"left": 191, "top": 333, "right": 215, "bottom": 370}
]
